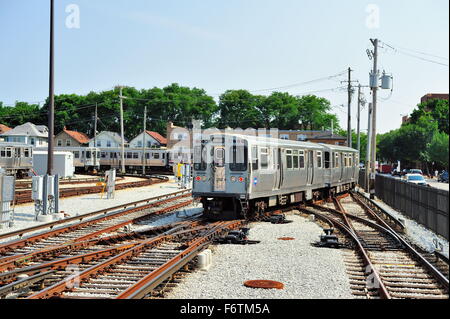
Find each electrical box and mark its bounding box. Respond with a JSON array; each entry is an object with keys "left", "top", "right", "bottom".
[
  {"left": 369, "top": 71, "right": 379, "bottom": 88},
  {"left": 381, "top": 73, "right": 393, "bottom": 90},
  {"left": 0, "top": 175, "right": 15, "bottom": 202},
  {"left": 106, "top": 169, "right": 116, "bottom": 187},
  {"left": 32, "top": 176, "right": 44, "bottom": 201},
  {"left": 47, "top": 176, "right": 55, "bottom": 197}
]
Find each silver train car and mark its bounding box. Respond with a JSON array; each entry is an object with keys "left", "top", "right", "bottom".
[
  {"left": 0, "top": 142, "right": 33, "bottom": 177},
  {"left": 192, "top": 134, "right": 359, "bottom": 220},
  {"left": 97, "top": 147, "right": 169, "bottom": 172}
]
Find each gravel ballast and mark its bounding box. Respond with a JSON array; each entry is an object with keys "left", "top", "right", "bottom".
[{"left": 167, "top": 213, "right": 353, "bottom": 299}]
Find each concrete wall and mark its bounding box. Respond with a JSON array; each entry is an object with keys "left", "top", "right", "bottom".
[{"left": 360, "top": 173, "right": 449, "bottom": 240}]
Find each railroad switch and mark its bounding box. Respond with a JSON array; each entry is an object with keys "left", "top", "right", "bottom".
[
  {"left": 317, "top": 228, "right": 340, "bottom": 248},
  {"left": 215, "top": 228, "right": 260, "bottom": 245},
  {"left": 269, "top": 214, "right": 293, "bottom": 224}
]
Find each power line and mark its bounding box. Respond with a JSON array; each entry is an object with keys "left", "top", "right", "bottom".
[{"left": 381, "top": 41, "right": 449, "bottom": 67}]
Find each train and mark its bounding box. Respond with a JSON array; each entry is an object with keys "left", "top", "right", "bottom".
[
  {"left": 192, "top": 134, "right": 359, "bottom": 220},
  {"left": 0, "top": 143, "right": 171, "bottom": 177}
]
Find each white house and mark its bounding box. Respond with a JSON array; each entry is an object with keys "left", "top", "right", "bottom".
[
  {"left": 129, "top": 131, "right": 167, "bottom": 149},
  {"left": 0, "top": 122, "right": 48, "bottom": 146},
  {"left": 88, "top": 131, "right": 127, "bottom": 148}
]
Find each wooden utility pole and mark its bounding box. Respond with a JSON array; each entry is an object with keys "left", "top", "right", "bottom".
[
  {"left": 142, "top": 105, "right": 147, "bottom": 176},
  {"left": 369, "top": 39, "right": 379, "bottom": 199},
  {"left": 347, "top": 67, "right": 352, "bottom": 148},
  {"left": 47, "top": 0, "right": 55, "bottom": 175},
  {"left": 119, "top": 87, "right": 126, "bottom": 174},
  {"left": 93, "top": 103, "right": 98, "bottom": 147}
]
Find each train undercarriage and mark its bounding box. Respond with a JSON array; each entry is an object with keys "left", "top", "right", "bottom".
[{"left": 199, "top": 183, "right": 356, "bottom": 221}]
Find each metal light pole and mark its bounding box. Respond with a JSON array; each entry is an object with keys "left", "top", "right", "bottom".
[
  {"left": 119, "top": 86, "right": 126, "bottom": 174},
  {"left": 47, "top": 0, "right": 55, "bottom": 175}
]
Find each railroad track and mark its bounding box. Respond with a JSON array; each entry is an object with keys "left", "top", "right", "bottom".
[
  {"left": 0, "top": 191, "right": 193, "bottom": 273},
  {"left": 0, "top": 220, "right": 243, "bottom": 299},
  {"left": 15, "top": 177, "right": 126, "bottom": 190},
  {"left": 303, "top": 192, "right": 449, "bottom": 299},
  {"left": 14, "top": 177, "right": 168, "bottom": 205}
]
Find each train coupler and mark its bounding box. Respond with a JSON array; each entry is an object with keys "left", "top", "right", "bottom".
[
  {"left": 317, "top": 228, "right": 340, "bottom": 248},
  {"left": 268, "top": 214, "right": 292, "bottom": 224},
  {"left": 215, "top": 228, "right": 259, "bottom": 245}
]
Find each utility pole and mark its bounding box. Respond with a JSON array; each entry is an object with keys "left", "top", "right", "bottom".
[
  {"left": 142, "top": 105, "right": 147, "bottom": 176},
  {"left": 93, "top": 103, "right": 98, "bottom": 147},
  {"left": 341, "top": 67, "right": 358, "bottom": 148},
  {"left": 347, "top": 67, "right": 352, "bottom": 148},
  {"left": 119, "top": 86, "right": 126, "bottom": 174},
  {"left": 47, "top": 0, "right": 55, "bottom": 175},
  {"left": 357, "top": 84, "right": 362, "bottom": 154},
  {"left": 369, "top": 39, "right": 379, "bottom": 199}
]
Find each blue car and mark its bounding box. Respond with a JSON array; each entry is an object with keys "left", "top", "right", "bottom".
[{"left": 438, "top": 171, "right": 449, "bottom": 183}]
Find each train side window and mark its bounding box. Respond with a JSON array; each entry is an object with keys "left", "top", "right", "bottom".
[
  {"left": 251, "top": 146, "right": 258, "bottom": 171},
  {"left": 154, "top": 153, "right": 160, "bottom": 159},
  {"left": 24, "top": 148, "right": 29, "bottom": 158},
  {"left": 293, "top": 150, "right": 299, "bottom": 169},
  {"left": 286, "top": 150, "right": 293, "bottom": 169},
  {"left": 101, "top": 152, "right": 107, "bottom": 158},
  {"left": 324, "top": 152, "right": 330, "bottom": 169},
  {"left": 299, "top": 151, "right": 305, "bottom": 169},
  {"left": 133, "top": 153, "right": 139, "bottom": 159},
  {"left": 0, "top": 148, "right": 5, "bottom": 158},
  {"left": 6, "top": 148, "right": 12, "bottom": 158},
  {"left": 230, "top": 144, "right": 247, "bottom": 171},
  {"left": 260, "top": 148, "right": 269, "bottom": 169},
  {"left": 355, "top": 154, "right": 359, "bottom": 166},
  {"left": 74, "top": 151, "right": 80, "bottom": 159},
  {"left": 126, "top": 152, "right": 132, "bottom": 159},
  {"left": 317, "top": 151, "right": 322, "bottom": 168},
  {"left": 335, "top": 153, "right": 340, "bottom": 168}
]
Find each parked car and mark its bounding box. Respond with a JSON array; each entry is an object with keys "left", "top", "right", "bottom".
[
  {"left": 438, "top": 171, "right": 449, "bottom": 183},
  {"left": 404, "top": 174, "right": 429, "bottom": 186},
  {"left": 409, "top": 169, "right": 423, "bottom": 175}
]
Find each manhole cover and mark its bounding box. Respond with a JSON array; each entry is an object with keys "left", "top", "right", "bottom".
[
  {"left": 244, "top": 280, "right": 284, "bottom": 290},
  {"left": 278, "top": 237, "right": 295, "bottom": 241}
]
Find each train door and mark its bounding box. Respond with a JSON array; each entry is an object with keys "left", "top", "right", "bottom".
[
  {"left": 273, "top": 148, "right": 282, "bottom": 190},
  {"left": 306, "top": 150, "right": 314, "bottom": 185},
  {"left": 213, "top": 146, "right": 226, "bottom": 192}
]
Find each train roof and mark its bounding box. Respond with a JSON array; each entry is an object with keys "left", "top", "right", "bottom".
[
  {"left": 208, "top": 133, "right": 325, "bottom": 149},
  {"left": 318, "top": 143, "right": 358, "bottom": 153}
]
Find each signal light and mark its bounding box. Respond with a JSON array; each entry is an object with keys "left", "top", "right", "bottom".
[
  {"left": 196, "top": 176, "right": 201, "bottom": 181},
  {"left": 238, "top": 177, "right": 244, "bottom": 183}
]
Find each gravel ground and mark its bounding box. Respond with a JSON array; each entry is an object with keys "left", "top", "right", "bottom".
[
  {"left": 0, "top": 176, "right": 187, "bottom": 237},
  {"left": 166, "top": 213, "right": 353, "bottom": 299},
  {"left": 356, "top": 188, "right": 449, "bottom": 258}
]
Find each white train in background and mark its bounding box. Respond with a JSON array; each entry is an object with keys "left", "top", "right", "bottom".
[{"left": 0, "top": 142, "right": 171, "bottom": 177}]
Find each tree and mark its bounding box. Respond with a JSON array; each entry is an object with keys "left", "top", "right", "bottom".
[{"left": 427, "top": 131, "right": 449, "bottom": 169}]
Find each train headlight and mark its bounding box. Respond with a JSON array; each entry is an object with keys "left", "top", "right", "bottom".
[
  {"left": 195, "top": 176, "right": 201, "bottom": 181},
  {"left": 231, "top": 176, "right": 237, "bottom": 182},
  {"left": 238, "top": 177, "right": 244, "bottom": 183}
]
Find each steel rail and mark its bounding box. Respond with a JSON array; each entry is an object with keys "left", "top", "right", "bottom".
[
  {"left": 0, "top": 270, "right": 56, "bottom": 298},
  {"left": 27, "top": 221, "right": 244, "bottom": 299},
  {"left": 0, "top": 189, "right": 191, "bottom": 241},
  {"left": 116, "top": 220, "right": 244, "bottom": 299},
  {"left": 0, "top": 222, "right": 186, "bottom": 274},
  {"left": 0, "top": 196, "right": 192, "bottom": 268},
  {"left": 14, "top": 177, "right": 168, "bottom": 205},
  {"left": 350, "top": 192, "right": 449, "bottom": 290},
  {"left": 328, "top": 199, "right": 392, "bottom": 299}
]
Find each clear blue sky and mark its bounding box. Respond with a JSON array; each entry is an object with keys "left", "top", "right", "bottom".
[{"left": 1, "top": 0, "right": 448, "bottom": 133}]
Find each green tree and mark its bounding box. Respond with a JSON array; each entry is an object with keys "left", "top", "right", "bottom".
[{"left": 427, "top": 131, "right": 449, "bottom": 169}]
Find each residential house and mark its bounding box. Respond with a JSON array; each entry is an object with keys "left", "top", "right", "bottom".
[
  {"left": 88, "top": 131, "right": 127, "bottom": 148},
  {"left": 0, "top": 122, "right": 48, "bottom": 146},
  {"left": 0, "top": 124, "right": 12, "bottom": 141},
  {"left": 54, "top": 127, "right": 90, "bottom": 147},
  {"left": 129, "top": 131, "right": 167, "bottom": 148}
]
